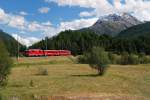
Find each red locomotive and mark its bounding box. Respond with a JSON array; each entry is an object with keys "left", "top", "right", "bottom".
[{"left": 23, "top": 49, "right": 71, "bottom": 57}]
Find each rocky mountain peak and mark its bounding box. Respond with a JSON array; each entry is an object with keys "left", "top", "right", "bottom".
[{"left": 89, "top": 13, "right": 142, "bottom": 36}]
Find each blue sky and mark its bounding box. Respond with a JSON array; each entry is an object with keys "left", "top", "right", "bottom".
[{"left": 0, "top": 0, "right": 150, "bottom": 46}]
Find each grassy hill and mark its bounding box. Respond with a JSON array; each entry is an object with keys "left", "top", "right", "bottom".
[{"left": 0, "top": 30, "right": 26, "bottom": 56}]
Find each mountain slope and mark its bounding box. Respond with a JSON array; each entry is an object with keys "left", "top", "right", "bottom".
[
  {"left": 0, "top": 30, "right": 25, "bottom": 56},
  {"left": 81, "top": 13, "right": 141, "bottom": 36},
  {"left": 118, "top": 22, "right": 150, "bottom": 38}
]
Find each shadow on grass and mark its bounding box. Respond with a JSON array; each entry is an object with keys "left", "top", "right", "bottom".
[{"left": 71, "top": 74, "right": 102, "bottom": 77}]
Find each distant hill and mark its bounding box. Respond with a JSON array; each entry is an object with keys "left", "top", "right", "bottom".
[
  {"left": 0, "top": 30, "right": 25, "bottom": 56},
  {"left": 118, "top": 22, "right": 150, "bottom": 38},
  {"left": 80, "top": 13, "right": 141, "bottom": 36}
]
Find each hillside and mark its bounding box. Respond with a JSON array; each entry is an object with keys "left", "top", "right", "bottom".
[
  {"left": 81, "top": 13, "right": 141, "bottom": 36},
  {"left": 30, "top": 30, "right": 107, "bottom": 55},
  {"left": 118, "top": 22, "right": 150, "bottom": 38},
  {"left": 0, "top": 30, "right": 25, "bottom": 56}
]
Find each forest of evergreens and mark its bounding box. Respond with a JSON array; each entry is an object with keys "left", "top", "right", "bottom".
[
  {"left": 0, "top": 30, "right": 26, "bottom": 56},
  {"left": 30, "top": 30, "right": 150, "bottom": 55}
]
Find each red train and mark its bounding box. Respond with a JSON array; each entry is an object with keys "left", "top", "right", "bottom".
[{"left": 23, "top": 49, "right": 71, "bottom": 57}]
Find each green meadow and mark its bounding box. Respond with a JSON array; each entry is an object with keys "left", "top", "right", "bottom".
[{"left": 0, "top": 56, "right": 150, "bottom": 100}]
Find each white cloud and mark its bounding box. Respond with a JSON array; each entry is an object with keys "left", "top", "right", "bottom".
[
  {"left": 45, "top": 0, "right": 113, "bottom": 10},
  {"left": 38, "top": 7, "right": 50, "bottom": 14},
  {"left": 28, "top": 21, "right": 43, "bottom": 32},
  {"left": 41, "top": 18, "right": 98, "bottom": 37},
  {"left": 19, "top": 11, "right": 28, "bottom": 16},
  {"left": 117, "top": 0, "right": 150, "bottom": 21},
  {"left": 45, "top": 0, "right": 115, "bottom": 16},
  {"left": 59, "top": 18, "right": 98, "bottom": 31},
  {"left": 8, "top": 15, "right": 26, "bottom": 30},
  {"left": 12, "top": 34, "right": 40, "bottom": 47},
  {"left": 42, "top": 27, "right": 59, "bottom": 37},
  {"left": 0, "top": 8, "right": 9, "bottom": 24},
  {"left": 79, "top": 11, "right": 96, "bottom": 17},
  {"left": 0, "top": 8, "right": 54, "bottom": 34},
  {"left": 44, "top": 0, "right": 150, "bottom": 21},
  {"left": 42, "top": 21, "right": 52, "bottom": 26},
  {"left": 0, "top": 8, "right": 26, "bottom": 30},
  {"left": 114, "top": 0, "right": 122, "bottom": 9}
]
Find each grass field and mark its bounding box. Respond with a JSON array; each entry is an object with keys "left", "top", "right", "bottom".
[{"left": 0, "top": 56, "right": 150, "bottom": 100}]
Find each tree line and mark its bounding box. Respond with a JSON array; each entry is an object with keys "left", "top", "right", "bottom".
[{"left": 30, "top": 30, "right": 150, "bottom": 55}]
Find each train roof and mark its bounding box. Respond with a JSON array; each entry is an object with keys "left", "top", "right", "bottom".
[
  {"left": 25, "top": 49, "right": 70, "bottom": 51},
  {"left": 25, "top": 49, "right": 42, "bottom": 51}
]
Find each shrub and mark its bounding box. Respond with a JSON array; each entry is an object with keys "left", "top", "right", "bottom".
[
  {"left": 138, "top": 53, "right": 150, "bottom": 64},
  {"left": 0, "top": 41, "right": 13, "bottom": 86},
  {"left": 120, "top": 52, "right": 139, "bottom": 65},
  {"left": 37, "top": 68, "right": 48, "bottom": 76},
  {"left": 29, "top": 80, "right": 34, "bottom": 87},
  {"left": 83, "top": 47, "right": 110, "bottom": 75},
  {"left": 128, "top": 54, "right": 139, "bottom": 65},
  {"left": 141, "top": 56, "right": 150, "bottom": 64},
  {"left": 108, "top": 52, "right": 118, "bottom": 64},
  {"left": 120, "top": 52, "right": 130, "bottom": 65},
  {"left": 78, "top": 54, "right": 89, "bottom": 64}
]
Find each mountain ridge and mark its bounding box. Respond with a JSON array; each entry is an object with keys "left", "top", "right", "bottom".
[{"left": 80, "top": 13, "right": 142, "bottom": 36}]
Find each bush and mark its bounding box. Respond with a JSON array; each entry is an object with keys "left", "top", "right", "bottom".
[
  {"left": 37, "top": 68, "right": 48, "bottom": 76},
  {"left": 108, "top": 52, "right": 118, "bottom": 64},
  {"left": 78, "top": 54, "right": 89, "bottom": 64},
  {"left": 120, "top": 52, "right": 130, "bottom": 65},
  {"left": 128, "top": 54, "right": 139, "bottom": 65},
  {"left": 138, "top": 53, "right": 150, "bottom": 64},
  {"left": 0, "top": 41, "right": 13, "bottom": 86},
  {"left": 83, "top": 47, "right": 110, "bottom": 75},
  {"left": 141, "top": 56, "right": 150, "bottom": 64},
  {"left": 120, "top": 52, "right": 139, "bottom": 65},
  {"left": 29, "top": 80, "right": 34, "bottom": 87}
]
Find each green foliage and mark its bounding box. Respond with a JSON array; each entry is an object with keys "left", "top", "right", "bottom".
[
  {"left": 138, "top": 53, "right": 150, "bottom": 64},
  {"left": 78, "top": 54, "right": 90, "bottom": 64},
  {"left": 0, "top": 30, "right": 26, "bottom": 56},
  {"left": 0, "top": 41, "right": 13, "bottom": 86},
  {"left": 108, "top": 52, "right": 118, "bottom": 64},
  {"left": 120, "top": 52, "right": 129, "bottom": 65},
  {"left": 79, "top": 49, "right": 150, "bottom": 65},
  {"left": 83, "top": 47, "right": 110, "bottom": 75},
  {"left": 116, "top": 22, "right": 150, "bottom": 55},
  {"left": 118, "top": 22, "right": 150, "bottom": 38},
  {"left": 120, "top": 52, "right": 139, "bottom": 65},
  {"left": 30, "top": 29, "right": 150, "bottom": 55},
  {"left": 128, "top": 54, "right": 139, "bottom": 65},
  {"left": 30, "top": 30, "right": 112, "bottom": 55}
]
